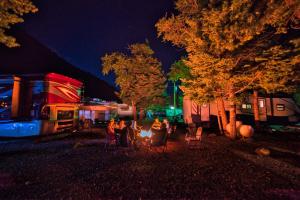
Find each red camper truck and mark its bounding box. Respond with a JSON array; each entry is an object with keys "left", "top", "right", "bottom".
[{"left": 0, "top": 73, "right": 83, "bottom": 137}]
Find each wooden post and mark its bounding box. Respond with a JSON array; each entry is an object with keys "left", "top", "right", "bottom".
[{"left": 11, "top": 76, "right": 21, "bottom": 118}]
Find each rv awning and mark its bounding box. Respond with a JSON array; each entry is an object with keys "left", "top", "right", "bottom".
[{"left": 79, "top": 105, "right": 117, "bottom": 111}]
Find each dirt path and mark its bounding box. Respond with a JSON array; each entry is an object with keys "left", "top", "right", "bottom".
[{"left": 0, "top": 132, "right": 299, "bottom": 199}]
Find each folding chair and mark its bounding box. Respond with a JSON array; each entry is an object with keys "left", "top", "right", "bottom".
[{"left": 185, "top": 127, "right": 203, "bottom": 149}]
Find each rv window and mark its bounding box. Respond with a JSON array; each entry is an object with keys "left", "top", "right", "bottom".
[
  {"left": 276, "top": 104, "right": 285, "bottom": 111},
  {"left": 0, "top": 100, "right": 11, "bottom": 120},
  {"left": 120, "top": 105, "right": 129, "bottom": 111},
  {"left": 242, "top": 104, "right": 252, "bottom": 109},
  {"left": 259, "top": 100, "right": 264, "bottom": 108},
  {"left": 57, "top": 110, "right": 74, "bottom": 120},
  {"left": 41, "top": 106, "right": 50, "bottom": 120}
]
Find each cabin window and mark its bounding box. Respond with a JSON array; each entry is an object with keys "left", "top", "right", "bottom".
[
  {"left": 276, "top": 104, "right": 285, "bottom": 111},
  {"left": 57, "top": 110, "right": 74, "bottom": 120},
  {"left": 259, "top": 100, "right": 264, "bottom": 108},
  {"left": 242, "top": 104, "right": 252, "bottom": 109}
]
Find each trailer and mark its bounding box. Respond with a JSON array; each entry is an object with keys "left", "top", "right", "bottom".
[
  {"left": 0, "top": 73, "right": 83, "bottom": 137},
  {"left": 183, "top": 95, "right": 300, "bottom": 126},
  {"left": 78, "top": 102, "right": 133, "bottom": 127}
]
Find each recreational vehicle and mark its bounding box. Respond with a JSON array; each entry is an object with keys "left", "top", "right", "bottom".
[
  {"left": 183, "top": 95, "right": 300, "bottom": 126},
  {"left": 0, "top": 73, "right": 83, "bottom": 137}
]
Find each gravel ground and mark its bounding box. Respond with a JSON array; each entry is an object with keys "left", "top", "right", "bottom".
[{"left": 0, "top": 129, "right": 299, "bottom": 200}]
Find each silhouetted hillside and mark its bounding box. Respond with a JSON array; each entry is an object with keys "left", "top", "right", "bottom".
[{"left": 0, "top": 30, "right": 118, "bottom": 101}]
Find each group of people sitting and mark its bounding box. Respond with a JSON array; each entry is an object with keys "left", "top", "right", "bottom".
[
  {"left": 106, "top": 118, "right": 174, "bottom": 148},
  {"left": 150, "top": 118, "right": 173, "bottom": 146},
  {"left": 151, "top": 118, "right": 173, "bottom": 134},
  {"left": 106, "top": 119, "right": 133, "bottom": 147}
]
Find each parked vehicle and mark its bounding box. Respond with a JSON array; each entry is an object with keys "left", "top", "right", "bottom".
[
  {"left": 183, "top": 95, "right": 300, "bottom": 126},
  {"left": 0, "top": 73, "right": 83, "bottom": 137}
]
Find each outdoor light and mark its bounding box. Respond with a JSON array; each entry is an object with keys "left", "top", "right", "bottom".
[{"left": 170, "top": 106, "right": 175, "bottom": 110}]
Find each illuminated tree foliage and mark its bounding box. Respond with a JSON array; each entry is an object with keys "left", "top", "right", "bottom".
[
  {"left": 168, "top": 59, "right": 191, "bottom": 109},
  {"left": 101, "top": 43, "right": 166, "bottom": 120},
  {"left": 157, "top": 0, "right": 300, "bottom": 139},
  {"left": 168, "top": 59, "right": 191, "bottom": 83},
  {"left": 0, "top": 0, "right": 38, "bottom": 47}
]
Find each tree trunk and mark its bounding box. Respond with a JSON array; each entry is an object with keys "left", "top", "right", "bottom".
[
  {"left": 229, "top": 90, "right": 237, "bottom": 139},
  {"left": 139, "top": 108, "right": 145, "bottom": 120},
  {"left": 217, "top": 97, "right": 228, "bottom": 131},
  {"left": 132, "top": 101, "right": 137, "bottom": 121},
  {"left": 253, "top": 90, "right": 260, "bottom": 128},
  {"left": 216, "top": 111, "right": 223, "bottom": 135}
]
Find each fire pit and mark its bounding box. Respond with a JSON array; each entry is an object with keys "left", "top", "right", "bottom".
[{"left": 140, "top": 129, "right": 152, "bottom": 138}]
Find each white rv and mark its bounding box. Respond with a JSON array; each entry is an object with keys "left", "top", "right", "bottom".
[{"left": 183, "top": 96, "right": 300, "bottom": 125}]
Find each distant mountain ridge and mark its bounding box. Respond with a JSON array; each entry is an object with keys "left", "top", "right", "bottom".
[{"left": 0, "top": 29, "right": 118, "bottom": 101}]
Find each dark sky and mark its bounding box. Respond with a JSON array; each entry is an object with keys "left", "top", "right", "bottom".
[{"left": 21, "top": 0, "right": 183, "bottom": 86}]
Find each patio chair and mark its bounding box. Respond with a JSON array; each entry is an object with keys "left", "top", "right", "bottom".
[
  {"left": 149, "top": 126, "right": 168, "bottom": 152},
  {"left": 185, "top": 127, "right": 203, "bottom": 149},
  {"left": 185, "top": 123, "right": 197, "bottom": 141}
]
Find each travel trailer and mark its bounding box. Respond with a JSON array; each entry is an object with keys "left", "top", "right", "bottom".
[
  {"left": 183, "top": 95, "right": 300, "bottom": 126},
  {"left": 117, "top": 103, "right": 133, "bottom": 117},
  {"left": 0, "top": 73, "right": 83, "bottom": 137},
  {"left": 79, "top": 103, "right": 118, "bottom": 126},
  {"left": 78, "top": 103, "right": 133, "bottom": 126}
]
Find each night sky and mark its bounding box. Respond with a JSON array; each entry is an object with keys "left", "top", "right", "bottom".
[{"left": 21, "top": 0, "right": 183, "bottom": 86}]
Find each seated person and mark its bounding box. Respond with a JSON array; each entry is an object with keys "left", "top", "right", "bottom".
[
  {"left": 118, "top": 120, "right": 126, "bottom": 130},
  {"left": 115, "top": 120, "right": 128, "bottom": 147},
  {"left": 163, "top": 118, "right": 172, "bottom": 135},
  {"left": 106, "top": 120, "right": 115, "bottom": 140},
  {"left": 150, "top": 123, "right": 167, "bottom": 146},
  {"left": 151, "top": 118, "right": 161, "bottom": 130}
]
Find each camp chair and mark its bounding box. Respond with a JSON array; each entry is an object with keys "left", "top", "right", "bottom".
[
  {"left": 185, "top": 127, "right": 203, "bottom": 149},
  {"left": 149, "top": 127, "right": 168, "bottom": 152},
  {"left": 185, "top": 123, "right": 197, "bottom": 141}
]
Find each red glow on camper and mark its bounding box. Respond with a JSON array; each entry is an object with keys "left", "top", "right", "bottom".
[{"left": 45, "top": 73, "right": 83, "bottom": 103}]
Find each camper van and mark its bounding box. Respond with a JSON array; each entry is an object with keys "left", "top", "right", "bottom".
[
  {"left": 183, "top": 95, "right": 300, "bottom": 126},
  {"left": 0, "top": 73, "right": 83, "bottom": 137}
]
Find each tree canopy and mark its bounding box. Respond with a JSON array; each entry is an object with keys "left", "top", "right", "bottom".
[
  {"left": 168, "top": 59, "right": 191, "bottom": 82},
  {"left": 0, "top": 0, "right": 38, "bottom": 48},
  {"left": 156, "top": 0, "right": 300, "bottom": 138},
  {"left": 101, "top": 43, "right": 166, "bottom": 112}
]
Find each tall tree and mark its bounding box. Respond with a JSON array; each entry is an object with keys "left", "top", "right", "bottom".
[
  {"left": 157, "top": 0, "right": 300, "bottom": 139},
  {"left": 0, "top": 0, "right": 38, "bottom": 47},
  {"left": 101, "top": 43, "right": 166, "bottom": 121},
  {"left": 168, "top": 59, "right": 191, "bottom": 112}
]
